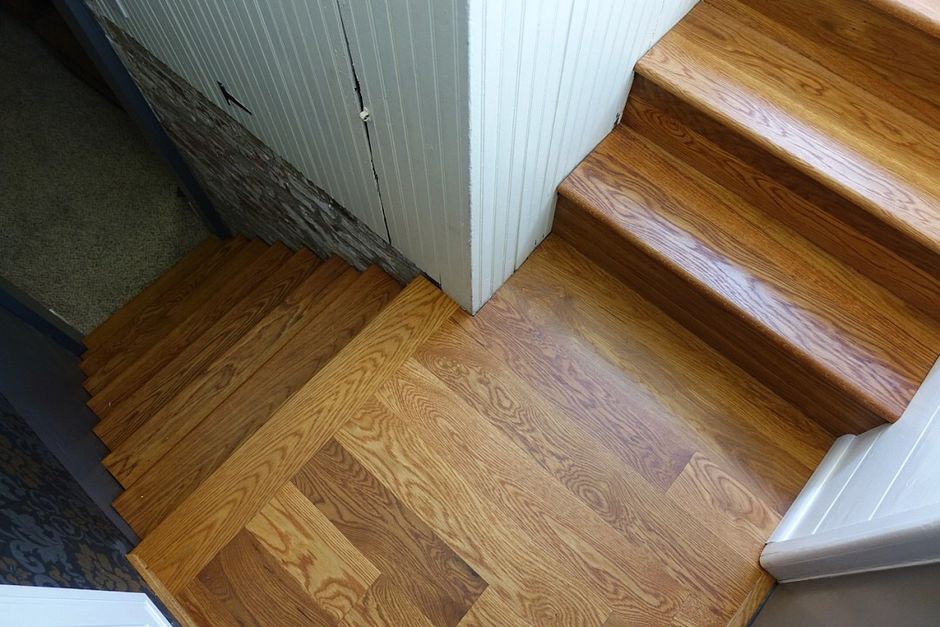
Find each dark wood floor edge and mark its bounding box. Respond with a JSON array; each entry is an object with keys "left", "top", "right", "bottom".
[
  {"left": 127, "top": 552, "right": 194, "bottom": 627},
  {"left": 730, "top": 571, "right": 776, "bottom": 627}
]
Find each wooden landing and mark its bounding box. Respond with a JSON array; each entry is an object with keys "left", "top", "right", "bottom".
[{"left": 124, "top": 236, "right": 830, "bottom": 625}]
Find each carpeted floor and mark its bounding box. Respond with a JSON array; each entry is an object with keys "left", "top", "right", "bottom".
[{"left": 0, "top": 12, "right": 207, "bottom": 333}]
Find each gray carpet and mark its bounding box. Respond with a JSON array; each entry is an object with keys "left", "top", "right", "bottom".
[{"left": 0, "top": 13, "right": 207, "bottom": 334}]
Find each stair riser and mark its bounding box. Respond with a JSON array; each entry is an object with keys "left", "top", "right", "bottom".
[
  {"left": 624, "top": 75, "right": 940, "bottom": 320},
  {"left": 553, "top": 194, "right": 886, "bottom": 435},
  {"left": 732, "top": 0, "right": 940, "bottom": 121}
]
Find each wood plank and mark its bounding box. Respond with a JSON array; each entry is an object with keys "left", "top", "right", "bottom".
[
  {"left": 377, "top": 358, "right": 754, "bottom": 622},
  {"left": 457, "top": 280, "right": 696, "bottom": 493},
  {"left": 245, "top": 482, "right": 380, "bottom": 622},
  {"left": 86, "top": 242, "right": 293, "bottom": 407},
  {"left": 457, "top": 587, "right": 530, "bottom": 627},
  {"left": 104, "top": 257, "right": 354, "bottom": 487},
  {"left": 498, "top": 237, "right": 829, "bottom": 508},
  {"left": 80, "top": 237, "right": 249, "bottom": 377},
  {"left": 130, "top": 277, "right": 456, "bottom": 593},
  {"left": 113, "top": 263, "right": 362, "bottom": 536},
  {"left": 178, "top": 579, "right": 241, "bottom": 627},
  {"left": 93, "top": 248, "right": 318, "bottom": 450},
  {"left": 294, "top": 438, "right": 487, "bottom": 627},
  {"left": 82, "top": 236, "right": 220, "bottom": 353},
  {"left": 724, "top": 572, "right": 775, "bottom": 627},
  {"left": 625, "top": 79, "right": 940, "bottom": 319},
  {"left": 868, "top": 0, "right": 940, "bottom": 38},
  {"left": 723, "top": 0, "right": 940, "bottom": 124},
  {"left": 339, "top": 576, "right": 435, "bottom": 627},
  {"left": 556, "top": 125, "right": 940, "bottom": 431},
  {"left": 197, "top": 530, "right": 335, "bottom": 626},
  {"left": 336, "top": 399, "right": 612, "bottom": 627},
  {"left": 640, "top": 3, "right": 940, "bottom": 258}
]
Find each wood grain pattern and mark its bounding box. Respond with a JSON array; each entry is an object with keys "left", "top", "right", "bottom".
[
  {"left": 92, "top": 248, "right": 318, "bottom": 450},
  {"left": 104, "top": 257, "right": 351, "bottom": 487},
  {"left": 82, "top": 236, "right": 220, "bottom": 353},
  {"left": 80, "top": 236, "right": 249, "bottom": 377},
  {"left": 198, "top": 530, "right": 334, "bottom": 626},
  {"left": 339, "top": 576, "right": 435, "bottom": 627},
  {"left": 456, "top": 587, "right": 529, "bottom": 627},
  {"left": 869, "top": 0, "right": 940, "bottom": 38},
  {"left": 86, "top": 242, "right": 293, "bottom": 409},
  {"left": 724, "top": 571, "right": 775, "bottom": 627},
  {"left": 382, "top": 357, "right": 769, "bottom": 622},
  {"left": 624, "top": 79, "right": 940, "bottom": 318},
  {"left": 131, "top": 277, "right": 456, "bottom": 592},
  {"left": 112, "top": 263, "right": 366, "bottom": 536},
  {"left": 720, "top": 0, "right": 940, "bottom": 123},
  {"left": 647, "top": 4, "right": 940, "bottom": 256},
  {"left": 295, "top": 438, "right": 487, "bottom": 627},
  {"left": 507, "top": 237, "right": 829, "bottom": 507},
  {"left": 556, "top": 124, "right": 940, "bottom": 432},
  {"left": 245, "top": 482, "right": 380, "bottom": 622},
  {"left": 337, "top": 399, "right": 612, "bottom": 627}
]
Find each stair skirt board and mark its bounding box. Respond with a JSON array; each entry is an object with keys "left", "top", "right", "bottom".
[{"left": 763, "top": 358, "right": 940, "bottom": 582}]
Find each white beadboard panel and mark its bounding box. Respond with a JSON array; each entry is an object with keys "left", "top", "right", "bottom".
[
  {"left": 468, "top": 0, "right": 699, "bottom": 311},
  {"left": 337, "top": 0, "right": 472, "bottom": 309},
  {"left": 91, "top": 0, "right": 388, "bottom": 240}
]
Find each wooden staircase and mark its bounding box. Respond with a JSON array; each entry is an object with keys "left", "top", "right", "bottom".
[
  {"left": 80, "top": 236, "right": 457, "bottom": 623},
  {"left": 556, "top": 0, "right": 940, "bottom": 437},
  {"left": 79, "top": 2, "right": 940, "bottom": 625}
]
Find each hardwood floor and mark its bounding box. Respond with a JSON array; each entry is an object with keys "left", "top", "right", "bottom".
[
  {"left": 81, "top": 1, "right": 939, "bottom": 624},
  {"left": 87, "top": 235, "right": 832, "bottom": 625}
]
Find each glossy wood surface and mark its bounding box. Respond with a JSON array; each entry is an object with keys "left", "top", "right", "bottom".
[
  {"left": 86, "top": 236, "right": 831, "bottom": 625},
  {"left": 81, "top": 236, "right": 220, "bottom": 352},
  {"left": 638, "top": 2, "right": 940, "bottom": 264},
  {"left": 557, "top": 124, "right": 940, "bottom": 432},
  {"left": 80, "top": 236, "right": 248, "bottom": 377},
  {"left": 86, "top": 242, "right": 292, "bottom": 407},
  {"left": 114, "top": 265, "right": 396, "bottom": 536},
  {"left": 92, "top": 247, "right": 318, "bottom": 449},
  {"left": 102, "top": 257, "right": 353, "bottom": 487}
]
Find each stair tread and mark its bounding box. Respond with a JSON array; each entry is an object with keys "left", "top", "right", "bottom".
[
  {"left": 85, "top": 242, "right": 292, "bottom": 401},
  {"left": 869, "top": 0, "right": 940, "bottom": 38},
  {"left": 114, "top": 265, "right": 401, "bottom": 537},
  {"left": 559, "top": 124, "right": 940, "bottom": 423},
  {"left": 130, "top": 276, "right": 456, "bottom": 592},
  {"left": 92, "top": 247, "right": 319, "bottom": 450},
  {"left": 103, "top": 256, "right": 356, "bottom": 488},
  {"left": 716, "top": 0, "right": 940, "bottom": 123},
  {"left": 82, "top": 236, "right": 221, "bottom": 353},
  {"left": 637, "top": 0, "right": 940, "bottom": 258},
  {"left": 80, "top": 237, "right": 251, "bottom": 377}
]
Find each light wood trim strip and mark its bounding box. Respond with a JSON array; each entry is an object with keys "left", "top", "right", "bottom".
[{"left": 131, "top": 277, "right": 457, "bottom": 593}]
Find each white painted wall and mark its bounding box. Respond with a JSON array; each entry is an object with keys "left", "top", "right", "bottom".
[
  {"left": 92, "top": 0, "right": 387, "bottom": 239},
  {"left": 467, "top": 0, "right": 698, "bottom": 310},
  {"left": 91, "top": 0, "right": 698, "bottom": 311},
  {"left": 763, "top": 358, "right": 940, "bottom": 581}
]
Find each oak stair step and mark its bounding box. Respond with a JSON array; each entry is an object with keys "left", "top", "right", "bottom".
[
  {"left": 633, "top": 0, "right": 940, "bottom": 316},
  {"left": 102, "top": 256, "right": 356, "bottom": 488},
  {"left": 92, "top": 245, "right": 319, "bottom": 449},
  {"left": 113, "top": 265, "right": 401, "bottom": 537},
  {"left": 85, "top": 241, "right": 291, "bottom": 402},
  {"left": 869, "top": 0, "right": 940, "bottom": 38},
  {"left": 127, "top": 276, "right": 455, "bottom": 598},
  {"left": 80, "top": 236, "right": 251, "bottom": 380},
  {"left": 555, "top": 124, "right": 940, "bottom": 434},
  {"left": 82, "top": 236, "right": 222, "bottom": 353}
]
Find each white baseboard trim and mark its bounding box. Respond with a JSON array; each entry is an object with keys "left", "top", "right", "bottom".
[
  {"left": 0, "top": 585, "right": 172, "bottom": 627},
  {"left": 761, "top": 357, "right": 940, "bottom": 582}
]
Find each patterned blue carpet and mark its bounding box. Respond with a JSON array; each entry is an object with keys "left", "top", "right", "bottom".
[{"left": 0, "top": 393, "right": 142, "bottom": 591}]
